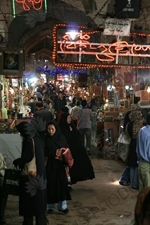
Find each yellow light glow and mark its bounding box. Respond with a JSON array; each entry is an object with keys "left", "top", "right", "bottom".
[
  {"left": 112, "top": 181, "right": 120, "bottom": 186},
  {"left": 147, "top": 86, "right": 150, "bottom": 93}
]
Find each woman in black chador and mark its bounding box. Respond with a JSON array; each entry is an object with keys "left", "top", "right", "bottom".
[
  {"left": 45, "top": 120, "right": 71, "bottom": 214},
  {"left": 59, "top": 113, "right": 95, "bottom": 184},
  {"left": 13, "top": 121, "right": 47, "bottom": 225}
]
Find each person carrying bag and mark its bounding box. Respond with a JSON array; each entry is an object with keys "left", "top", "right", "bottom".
[{"left": 13, "top": 121, "right": 47, "bottom": 225}]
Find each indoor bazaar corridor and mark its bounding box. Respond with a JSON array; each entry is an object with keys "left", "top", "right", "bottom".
[{"left": 5, "top": 155, "right": 138, "bottom": 225}]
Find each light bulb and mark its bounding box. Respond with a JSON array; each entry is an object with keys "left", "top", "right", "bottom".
[
  {"left": 147, "top": 86, "right": 150, "bottom": 93},
  {"left": 65, "top": 30, "right": 79, "bottom": 40}
]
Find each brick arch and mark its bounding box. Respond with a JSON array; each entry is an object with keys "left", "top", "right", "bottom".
[{"left": 8, "top": 1, "right": 94, "bottom": 55}]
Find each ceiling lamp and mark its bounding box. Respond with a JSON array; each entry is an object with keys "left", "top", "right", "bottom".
[{"left": 65, "top": 30, "right": 79, "bottom": 40}]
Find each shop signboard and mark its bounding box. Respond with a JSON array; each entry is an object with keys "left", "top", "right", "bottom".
[
  {"left": 115, "top": 0, "right": 141, "bottom": 19},
  {"left": 103, "top": 18, "right": 131, "bottom": 36},
  {"left": 53, "top": 24, "right": 150, "bottom": 68}
]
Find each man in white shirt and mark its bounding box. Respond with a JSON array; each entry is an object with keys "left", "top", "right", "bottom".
[
  {"left": 77, "top": 100, "right": 92, "bottom": 155},
  {"left": 70, "top": 100, "right": 81, "bottom": 127}
]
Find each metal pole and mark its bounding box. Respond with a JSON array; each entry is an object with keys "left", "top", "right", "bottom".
[{"left": 79, "top": 30, "right": 82, "bottom": 63}]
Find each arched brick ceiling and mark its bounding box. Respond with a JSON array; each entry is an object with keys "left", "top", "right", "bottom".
[{"left": 8, "top": 1, "right": 95, "bottom": 58}]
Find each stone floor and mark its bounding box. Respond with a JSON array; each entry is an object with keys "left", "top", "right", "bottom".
[{"left": 4, "top": 151, "right": 138, "bottom": 225}]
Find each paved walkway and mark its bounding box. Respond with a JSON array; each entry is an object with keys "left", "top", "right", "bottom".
[{"left": 5, "top": 154, "right": 138, "bottom": 225}]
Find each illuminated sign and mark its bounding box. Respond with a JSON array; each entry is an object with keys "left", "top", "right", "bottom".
[
  {"left": 59, "top": 37, "right": 150, "bottom": 62},
  {"left": 52, "top": 24, "right": 150, "bottom": 68},
  {"left": 15, "top": 0, "right": 43, "bottom": 11},
  {"left": 12, "top": 0, "right": 47, "bottom": 17}
]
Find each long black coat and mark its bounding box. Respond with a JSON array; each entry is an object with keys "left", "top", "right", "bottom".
[
  {"left": 55, "top": 97, "right": 66, "bottom": 113},
  {"left": 18, "top": 136, "right": 47, "bottom": 216},
  {"left": 127, "top": 121, "right": 138, "bottom": 167},
  {"left": 45, "top": 121, "right": 71, "bottom": 204},
  {"left": 59, "top": 113, "right": 95, "bottom": 184}
]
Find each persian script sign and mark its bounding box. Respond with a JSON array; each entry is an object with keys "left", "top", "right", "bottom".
[
  {"left": 58, "top": 33, "right": 150, "bottom": 62},
  {"left": 103, "top": 18, "right": 131, "bottom": 36}
]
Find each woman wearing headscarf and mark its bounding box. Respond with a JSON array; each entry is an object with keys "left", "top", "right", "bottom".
[
  {"left": 45, "top": 120, "right": 71, "bottom": 214},
  {"left": 120, "top": 109, "right": 143, "bottom": 189},
  {"left": 59, "top": 113, "right": 95, "bottom": 184},
  {"left": 13, "top": 121, "right": 47, "bottom": 225},
  {"left": 55, "top": 106, "right": 69, "bottom": 124},
  {"left": 126, "top": 109, "right": 143, "bottom": 189},
  {"left": 134, "top": 186, "right": 150, "bottom": 225}
]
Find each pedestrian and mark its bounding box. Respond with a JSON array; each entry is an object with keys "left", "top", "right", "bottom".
[
  {"left": 136, "top": 112, "right": 150, "bottom": 191},
  {"left": 77, "top": 99, "right": 92, "bottom": 155},
  {"left": 45, "top": 120, "right": 71, "bottom": 214},
  {"left": 70, "top": 100, "right": 81, "bottom": 128},
  {"left": 32, "top": 101, "right": 54, "bottom": 141},
  {"left": 55, "top": 92, "right": 66, "bottom": 113},
  {"left": 33, "top": 101, "right": 54, "bottom": 124},
  {"left": 48, "top": 102, "right": 55, "bottom": 118},
  {"left": 55, "top": 106, "right": 69, "bottom": 124},
  {"left": 119, "top": 105, "right": 141, "bottom": 186},
  {"left": 13, "top": 121, "right": 47, "bottom": 225},
  {"left": 65, "top": 99, "right": 72, "bottom": 114},
  {"left": 119, "top": 109, "right": 143, "bottom": 189},
  {"left": 96, "top": 110, "right": 104, "bottom": 151},
  {"left": 59, "top": 112, "right": 95, "bottom": 184}
]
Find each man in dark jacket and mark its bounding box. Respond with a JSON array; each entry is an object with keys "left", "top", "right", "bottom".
[
  {"left": 33, "top": 101, "right": 54, "bottom": 124},
  {"left": 55, "top": 92, "right": 66, "bottom": 113}
]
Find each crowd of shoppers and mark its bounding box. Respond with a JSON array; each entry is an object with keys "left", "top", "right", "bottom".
[
  {"left": 2, "top": 88, "right": 150, "bottom": 225},
  {"left": 0, "top": 93, "right": 95, "bottom": 225},
  {"left": 20, "top": 85, "right": 150, "bottom": 225}
]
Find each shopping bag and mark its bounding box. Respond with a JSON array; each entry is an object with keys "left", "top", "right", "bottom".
[
  {"left": 3, "top": 168, "right": 20, "bottom": 196},
  {"left": 118, "top": 132, "right": 131, "bottom": 145},
  {"left": 61, "top": 148, "right": 74, "bottom": 168},
  {"left": 21, "top": 138, "right": 37, "bottom": 177},
  {"left": 118, "top": 143, "right": 129, "bottom": 162}
]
